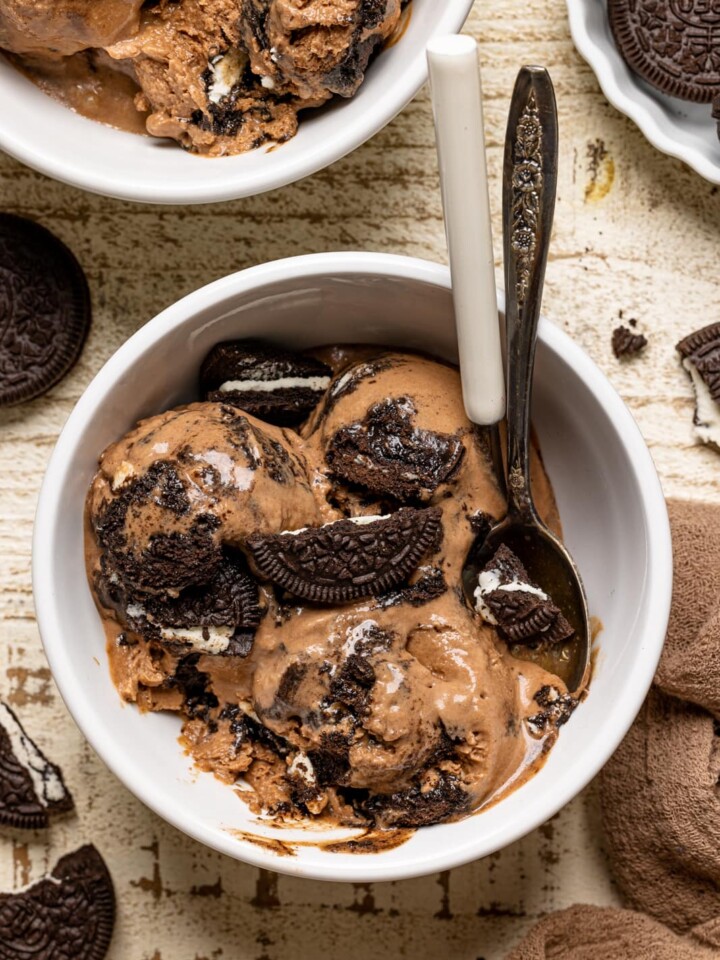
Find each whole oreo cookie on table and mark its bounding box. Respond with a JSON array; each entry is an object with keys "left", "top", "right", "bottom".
[
  {"left": 200, "top": 340, "right": 332, "bottom": 426},
  {"left": 677, "top": 320, "right": 720, "bottom": 448},
  {"left": 247, "top": 507, "right": 443, "bottom": 603},
  {"left": 608, "top": 0, "right": 720, "bottom": 103},
  {"left": 0, "top": 844, "right": 115, "bottom": 960},
  {"left": 0, "top": 700, "right": 74, "bottom": 831},
  {"left": 0, "top": 214, "right": 91, "bottom": 406}
]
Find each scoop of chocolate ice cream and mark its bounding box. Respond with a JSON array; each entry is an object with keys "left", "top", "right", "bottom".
[
  {"left": 87, "top": 402, "right": 322, "bottom": 595},
  {"left": 0, "top": 0, "right": 142, "bottom": 57}
]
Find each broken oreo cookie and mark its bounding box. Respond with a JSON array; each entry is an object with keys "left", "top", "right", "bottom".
[
  {"left": 247, "top": 507, "right": 442, "bottom": 604},
  {"left": 200, "top": 340, "right": 332, "bottom": 426},
  {"left": 326, "top": 397, "right": 465, "bottom": 502},
  {"left": 677, "top": 321, "right": 720, "bottom": 448},
  {"left": 609, "top": 0, "right": 720, "bottom": 103},
  {"left": 98, "top": 552, "right": 261, "bottom": 657},
  {"left": 475, "top": 544, "right": 575, "bottom": 646},
  {"left": 0, "top": 215, "right": 91, "bottom": 407},
  {"left": 0, "top": 700, "right": 73, "bottom": 831},
  {"left": 0, "top": 844, "right": 115, "bottom": 960}
]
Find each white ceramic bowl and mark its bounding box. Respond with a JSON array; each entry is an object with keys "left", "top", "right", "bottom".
[
  {"left": 0, "top": 1, "right": 473, "bottom": 204},
  {"left": 33, "top": 253, "right": 672, "bottom": 882},
  {"left": 567, "top": 0, "right": 720, "bottom": 184}
]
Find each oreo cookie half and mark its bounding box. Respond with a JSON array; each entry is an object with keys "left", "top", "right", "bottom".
[
  {"left": 474, "top": 544, "right": 575, "bottom": 646},
  {"left": 0, "top": 215, "right": 91, "bottom": 406},
  {"left": 326, "top": 398, "right": 465, "bottom": 502},
  {"left": 609, "top": 0, "right": 720, "bottom": 103},
  {"left": 0, "top": 701, "right": 74, "bottom": 831},
  {"left": 677, "top": 321, "right": 720, "bottom": 448},
  {"left": 200, "top": 340, "right": 332, "bottom": 426},
  {"left": 0, "top": 844, "right": 115, "bottom": 960},
  {"left": 246, "top": 507, "right": 443, "bottom": 603}
]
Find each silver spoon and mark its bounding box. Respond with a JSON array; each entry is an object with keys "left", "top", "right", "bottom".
[{"left": 465, "top": 66, "right": 591, "bottom": 694}]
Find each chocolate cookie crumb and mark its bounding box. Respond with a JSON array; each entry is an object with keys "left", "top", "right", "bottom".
[{"left": 612, "top": 325, "right": 647, "bottom": 359}]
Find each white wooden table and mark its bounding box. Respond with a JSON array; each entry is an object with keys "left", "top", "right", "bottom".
[{"left": 1, "top": 1, "right": 718, "bottom": 956}]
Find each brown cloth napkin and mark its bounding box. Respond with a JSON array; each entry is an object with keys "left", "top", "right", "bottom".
[
  {"left": 507, "top": 499, "right": 720, "bottom": 957},
  {"left": 506, "top": 905, "right": 719, "bottom": 959}
]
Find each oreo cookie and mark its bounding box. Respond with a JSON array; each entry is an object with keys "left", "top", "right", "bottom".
[
  {"left": 0, "top": 215, "right": 91, "bottom": 406},
  {"left": 612, "top": 324, "right": 647, "bottom": 359},
  {"left": 0, "top": 701, "right": 73, "bottom": 831},
  {"left": 246, "top": 507, "right": 443, "bottom": 603},
  {"left": 677, "top": 321, "right": 720, "bottom": 447},
  {"left": 98, "top": 552, "right": 261, "bottom": 657},
  {"left": 609, "top": 0, "right": 720, "bottom": 103},
  {"left": 364, "top": 770, "right": 469, "bottom": 829},
  {"left": 325, "top": 398, "right": 465, "bottom": 502},
  {"left": 200, "top": 340, "right": 331, "bottom": 426},
  {"left": 0, "top": 844, "right": 115, "bottom": 960},
  {"left": 474, "top": 544, "right": 575, "bottom": 646}
]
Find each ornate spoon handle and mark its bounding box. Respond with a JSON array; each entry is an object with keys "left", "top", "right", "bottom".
[{"left": 502, "top": 65, "right": 558, "bottom": 522}]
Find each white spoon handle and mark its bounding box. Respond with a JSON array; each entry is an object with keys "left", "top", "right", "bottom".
[{"left": 427, "top": 35, "right": 505, "bottom": 426}]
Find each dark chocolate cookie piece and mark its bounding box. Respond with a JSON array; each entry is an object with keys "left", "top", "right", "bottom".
[
  {"left": 677, "top": 321, "right": 720, "bottom": 447},
  {"left": 0, "top": 701, "right": 74, "bottom": 831},
  {"left": 475, "top": 544, "right": 575, "bottom": 646},
  {"left": 363, "top": 770, "right": 469, "bottom": 828},
  {"left": 0, "top": 844, "right": 115, "bottom": 960},
  {"left": 326, "top": 398, "right": 465, "bottom": 502},
  {"left": 247, "top": 507, "right": 443, "bottom": 603},
  {"left": 527, "top": 684, "right": 578, "bottom": 738},
  {"left": 608, "top": 0, "right": 720, "bottom": 103},
  {"left": 200, "top": 340, "right": 331, "bottom": 426},
  {"left": 0, "top": 215, "right": 91, "bottom": 407},
  {"left": 97, "top": 552, "right": 261, "bottom": 657},
  {"left": 612, "top": 324, "right": 647, "bottom": 359}
]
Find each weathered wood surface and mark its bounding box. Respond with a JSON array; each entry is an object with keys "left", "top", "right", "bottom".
[{"left": 1, "top": 1, "right": 718, "bottom": 957}]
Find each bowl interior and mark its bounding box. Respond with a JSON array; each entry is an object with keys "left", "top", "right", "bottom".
[
  {"left": 36, "top": 257, "right": 670, "bottom": 882},
  {"left": 0, "top": 0, "right": 473, "bottom": 203}
]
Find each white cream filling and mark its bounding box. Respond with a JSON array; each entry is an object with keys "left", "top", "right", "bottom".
[
  {"left": 159, "top": 625, "right": 233, "bottom": 655},
  {"left": 219, "top": 375, "right": 330, "bottom": 394},
  {"left": 288, "top": 751, "right": 316, "bottom": 785},
  {"left": 474, "top": 568, "right": 548, "bottom": 625},
  {"left": 684, "top": 358, "right": 720, "bottom": 446},
  {"left": 112, "top": 460, "right": 136, "bottom": 491},
  {"left": 282, "top": 514, "right": 383, "bottom": 537},
  {"left": 207, "top": 49, "right": 244, "bottom": 103},
  {"left": 0, "top": 702, "right": 67, "bottom": 806}
]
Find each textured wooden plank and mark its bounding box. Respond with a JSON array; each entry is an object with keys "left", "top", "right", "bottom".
[{"left": 1, "top": 0, "right": 719, "bottom": 957}]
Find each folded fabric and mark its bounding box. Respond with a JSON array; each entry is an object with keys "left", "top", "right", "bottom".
[
  {"left": 505, "top": 904, "right": 719, "bottom": 959},
  {"left": 599, "top": 499, "right": 720, "bottom": 934},
  {"left": 654, "top": 500, "right": 720, "bottom": 718},
  {"left": 508, "top": 499, "right": 720, "bottom": 957}
]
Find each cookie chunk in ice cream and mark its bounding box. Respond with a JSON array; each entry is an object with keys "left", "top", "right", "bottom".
[{"left": 85, "top": 342, "right": 582, "bottom": 830}]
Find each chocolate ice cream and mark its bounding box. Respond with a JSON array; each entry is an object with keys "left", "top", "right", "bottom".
[
  {"left": 85, "top": 344, "right": 580, "bottom": 829},
  {"left": 2, "top": 0, "right": 407, "bottom": 155}
]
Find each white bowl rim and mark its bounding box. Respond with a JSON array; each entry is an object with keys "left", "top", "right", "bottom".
[
  {"left": 566, "top": 0, "right": 720, "bottom": 185},
  {"left": 0, "top": 2, "right": 473, "bottom": 204},
  {"left": 33, "top": 252, "right": 673, "bottom": 881}
]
